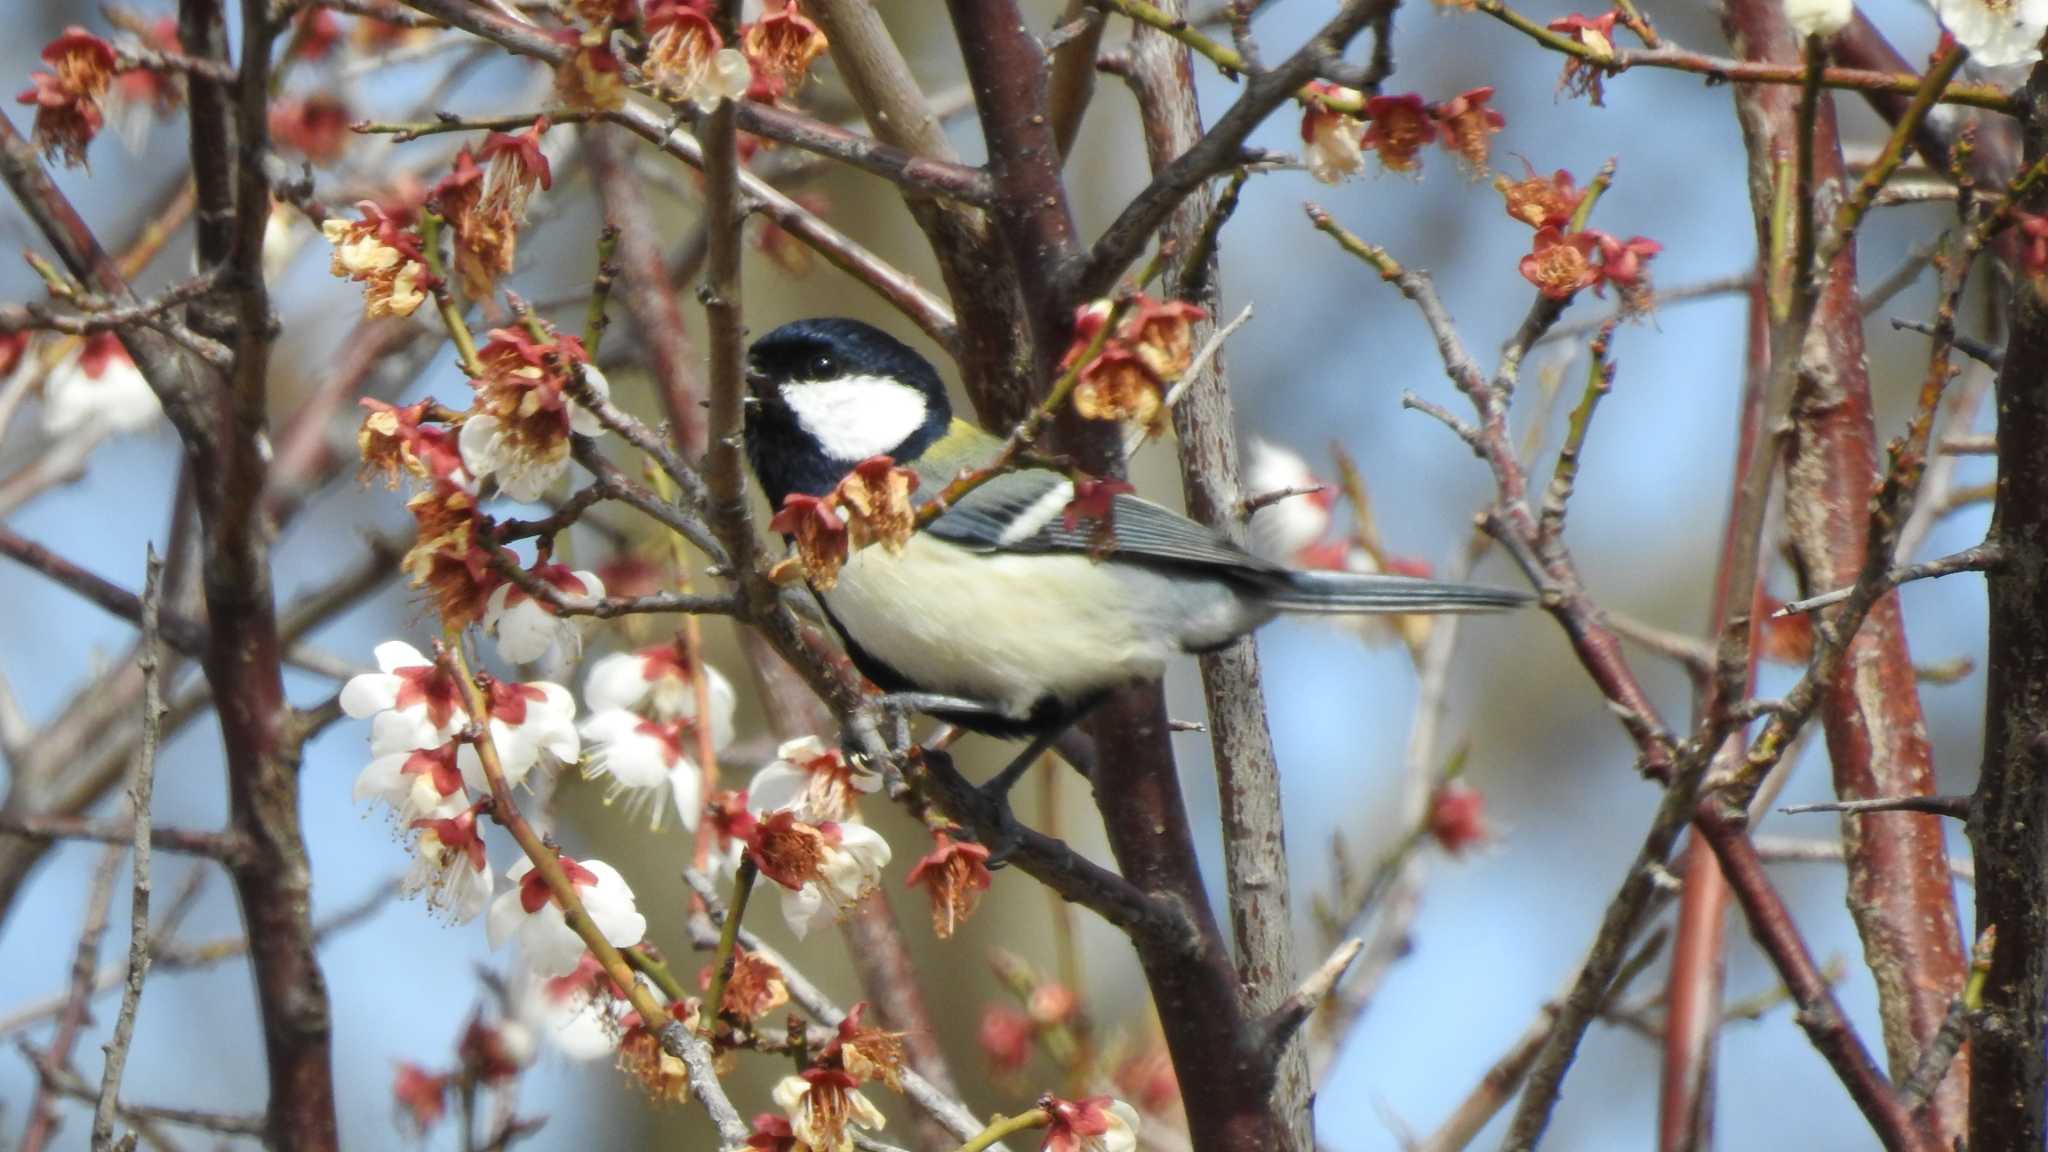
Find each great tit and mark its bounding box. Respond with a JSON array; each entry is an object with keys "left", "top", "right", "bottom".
[{"left": 743, "top": 317, "right": 1525, "bottom": 751}]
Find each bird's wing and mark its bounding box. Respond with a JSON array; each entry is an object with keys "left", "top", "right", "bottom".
[{"left": 922, "top": 465, "right": 1283, "bottom": 576}]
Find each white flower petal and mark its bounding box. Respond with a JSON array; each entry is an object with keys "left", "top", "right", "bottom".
[
  {"left": 374, "top": 641, "right": 432, "bottom": 673},
  {"left": 747, "top": 761, "right": 808, "bottom": 815},
  {"left": 518, "top": 902, "right": 589, "bottom": 977},
  {"left": 486, "top": 882, "right": 527, "bottom": 949},
  {"left": 583, "top": 652, "right": 651, "bottom": 714},
  {"left": 340, "top": 672, "right": 400, "bottom": 719},
  {"left": 369, "top": 709, "right": 444, "bottom": 757},
  {"left": 577, "top": 861, "right": 647, "bottom": 949},
  {"left": 353, "top": 751, "right": 411, "bottom": 805},
  {"left": 542, "top": 987, "right": 618, "bottom": 1061},
  {"left": 1783, "top": 0, "right": 1851, "bottom": 36},
  {"left": 669, "top": 761, "right": 703, "bottom": 832},
  {"left": 781, "top": 882, "right": 825, "bottom": 939},
  {"left": 458, "top": 414, "right": 500, "bottom": 485}
]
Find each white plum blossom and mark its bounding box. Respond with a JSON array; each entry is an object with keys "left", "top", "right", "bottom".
[
  {"left": 1301, "top": 84, "right": 1366, "bottom": 185},
  {"left": 583, "top": 643, "right": 738, "bottom": 750},
  {"left": 403, "top": 809, "right": 494, "bottom": 923},
  {"left": 1044, "top": 1097, "right": 1142, "bottom": 1152},
  {"left": 579, "top": 709, "right": 700, "bottom": 831},
  {"left": 515, "top": 954, "right": 625, "bottom": 1062},
  {"left": 42, "top": 331, "right": 162, "bottom": 439},
  {"left": 456, "top": 678, "right": 579, "bottom": 793},
  {"left": 1783, "top": 0, "right": 1851, "bottom": 36},
  {"left": 773, "top": 1071, "right": 887, "bottom": 1152},
  {"left": 1933, "top": 0, "right": 2048, "bottom": 66},
  {"left": 643, "top": 2, "right": 751, "bottom": 111},
  {"left": 457, "top": 364, "right": 609, "bottom": 504},
  {"left": 354, "top": 742, "right": 469, "bottom": 826},
  {"left": 483, "top": 564, "right": 604, "bottom": 665},
  {"left": 1244, "top": 439, "right": 1336, "bottom": 566},
  {"left": 342, "top": 641, "right": 470, "bottom": 755},
  {"left": 748, "top": 814, "right": 892, "bottom": 940},
  {"left": 487, "top": 856, "right": 646, "bottom": 978},
  {"left": 747, "top": 735, "right": 881, "bottom": 823}
]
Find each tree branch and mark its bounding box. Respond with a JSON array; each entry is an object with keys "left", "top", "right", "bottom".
[
  {"left": 1967, "top": 69, "right": 2048, "bottom": 1150},
  {"left": 89, "top": 549, "right": 164, "bottom": 1149},
  {"left": 1121, "top": 14, "right": 1310, "bottom": 1148},
  {"left": 1076, "top": 0, "right": 1395, "bottom": 299}
]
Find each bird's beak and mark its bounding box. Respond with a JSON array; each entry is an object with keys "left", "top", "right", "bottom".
[{"left": 700, "top": 396, "right": 765, "bottom": 411}]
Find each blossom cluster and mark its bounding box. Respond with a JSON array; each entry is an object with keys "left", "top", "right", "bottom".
[
  {"left": 768, "top": 456, "right": 922, "bottom": 588},
  {"left": 355, "top": 316, "right": 613, "bottom": 652},
  {"left": 548, "top": 0, "right": 827, "bottom": 113},
  {"left": 1496, "top": 166, "right": 1661, "bottom": 312},
  {"left": 1059, "top": 294, "right": 1208, "bottom": 427},
  {"left": 1299, "top": 82, "right": 1504, "bottom": 184}
]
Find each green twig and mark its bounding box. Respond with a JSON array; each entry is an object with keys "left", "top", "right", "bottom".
[
  {"left": 700, "top": 859, "right": 757, "bottom": 1035},
  {"left": 419, "top": 212, "right": 482, "bottom": 376},
  {"left": 950, "top": 1108, "right": 1052, "bottom": 1152},
  {"left": 1820, "top": 42, "right": 1967, "bottom": 271}
]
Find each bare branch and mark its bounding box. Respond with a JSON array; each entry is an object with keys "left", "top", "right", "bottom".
[
  {"left": 89, "top": 550, "right": 164, "bottom": 1148},
  {"left": 18, "top": 845, "right": 123, "bottom": 1152},
  {"left": 1782, "top": 795, "right": 1973, "bottom": 821}
]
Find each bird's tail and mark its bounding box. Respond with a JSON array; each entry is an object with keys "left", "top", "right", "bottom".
[{"left": 1259, "top": 570, "right": 1529, "bottom": 615}]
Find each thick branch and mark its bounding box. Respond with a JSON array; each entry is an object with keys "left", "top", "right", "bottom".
[
  {"left": 1721, "top": 0, "right": 1972, "bottom": 1139},
  {"left": 1121, "top": 15, "right": 1310, "bottom": 1150},
  {"left": 1967, "top": 58, "right": 2048, "bottom": 1152},
  {"left": 182, "top": 0, "right": 341, "bottom": 1142}
]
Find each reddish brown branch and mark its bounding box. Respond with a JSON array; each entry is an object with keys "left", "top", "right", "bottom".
[
  {"left": 182, "top": 0, "right": 341, "bottom": 1142},
  {"left": 1659, "top": 278, "right": 1771, "bottom": 1152},
  {"left": 1720, "top": 1, "right": 1971, "bottom": 1141},
  {"left": 1316, "top": 222, "right": 1925, "bottom": 1152},
  {"left": 1698, "top": 817, "right": 1932, "bottom": 1146}
]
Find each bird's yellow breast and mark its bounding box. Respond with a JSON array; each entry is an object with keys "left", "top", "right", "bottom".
[{"left": 820, "top": 533, "right": 1177, "bottom": 720}]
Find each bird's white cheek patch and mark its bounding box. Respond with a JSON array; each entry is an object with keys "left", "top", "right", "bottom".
[{"left": 781, "top": 376, "right": 929, "bottom": 462}]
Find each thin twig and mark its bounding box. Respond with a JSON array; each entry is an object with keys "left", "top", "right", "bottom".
[
  {"left": 1771, "top": 542, "right": 1998, "bottom": 616},
  {"left": 1781, "top": 795, "right": 1973, "bottom": 820},
  {"left": 18, "top": 844, "right": 124, "bottom": 1152},
  {"left": 89, "top": 549, "right": 165, "bottom": 1147}
]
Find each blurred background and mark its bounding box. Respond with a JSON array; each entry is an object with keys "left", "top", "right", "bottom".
[{"left": 0, "top": 0, "right": 1994, "bottom": 1147}]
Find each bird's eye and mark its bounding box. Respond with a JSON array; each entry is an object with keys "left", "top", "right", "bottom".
[{"left": 807, "top": 353, "right": 837, "bottom": 379}]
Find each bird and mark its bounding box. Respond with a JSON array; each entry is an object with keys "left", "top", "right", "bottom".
[{"left": 742, "top": 316, "right": 1526, "bottom": 797}]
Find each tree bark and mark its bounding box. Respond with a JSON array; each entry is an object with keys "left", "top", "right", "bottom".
[{"left": 1967, "top": 59, "right": 2048, "bottom": 1152}]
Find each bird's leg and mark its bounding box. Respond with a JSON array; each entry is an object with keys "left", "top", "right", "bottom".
[
  {"left": 973, "top": 726, "right": 1073, "bottom": 868},
  {"left": 874, "top": 691, "right": 1012, "bottom": 719},
  {"left": 983, "top": 727, "right": 1066, "bottom": 800}
]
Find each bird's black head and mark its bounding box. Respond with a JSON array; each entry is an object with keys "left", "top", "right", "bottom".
[{"left": 744, "top": 318, "right": 953, "bottom": 505}]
